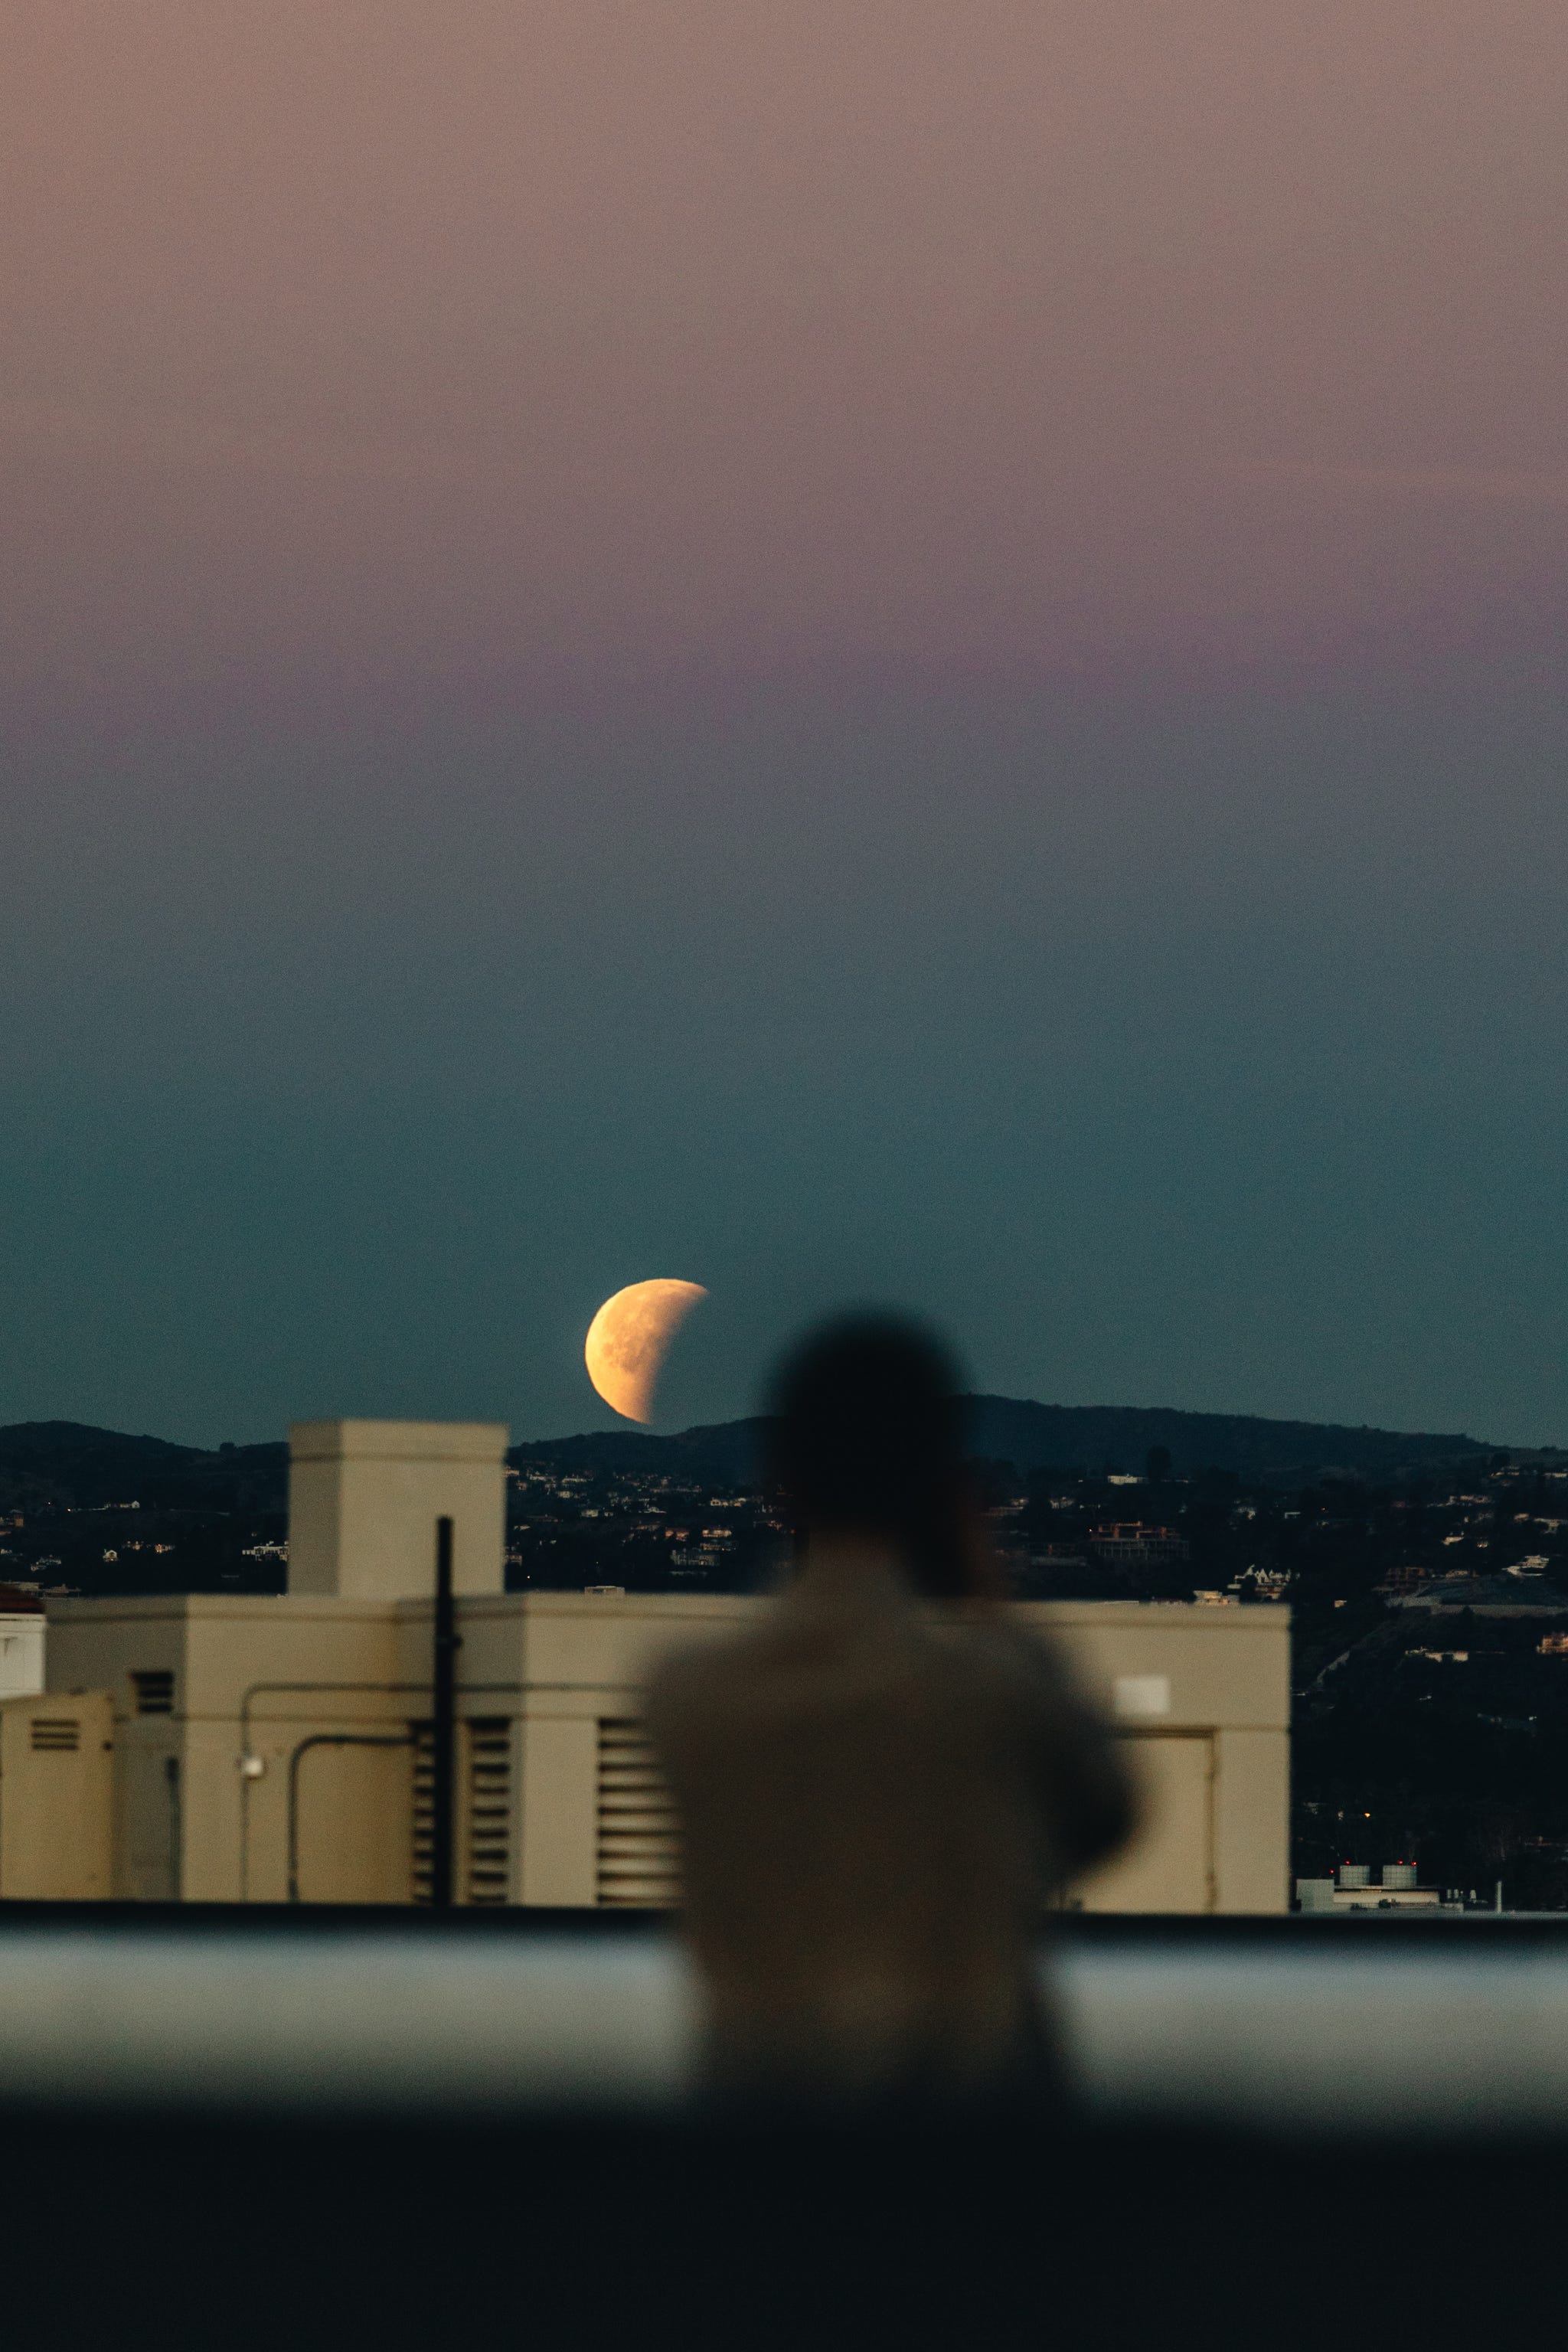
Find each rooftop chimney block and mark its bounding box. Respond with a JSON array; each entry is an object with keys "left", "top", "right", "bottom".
[{"left": 286, "top": 1419, "right": 508, "bottom": 1599}]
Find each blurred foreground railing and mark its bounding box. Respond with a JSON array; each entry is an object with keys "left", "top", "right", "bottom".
[{"left": 2, "top": 1907, "right": 1568, "bottom": 2134}]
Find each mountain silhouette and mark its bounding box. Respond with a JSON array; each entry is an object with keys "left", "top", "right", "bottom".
[
  {"left": 0, "top": 1422, "right": 288, "bottom": 1513},
  {"left": 0, "top": 1400, "right": 1511, "bottom": 1515},
  {"left": 512, "top": 1396, "right": 1502, "bottom": 1487}
]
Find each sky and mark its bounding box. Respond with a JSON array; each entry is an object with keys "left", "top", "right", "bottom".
[{"left": 2, "top": 2, "right": 1566, "bottom": 1447}]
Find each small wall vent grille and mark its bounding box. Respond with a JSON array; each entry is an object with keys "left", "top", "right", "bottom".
[
  {"left": 130, "top": 1671, "right": 175, "bottom": 1716},
  {"left": 29, "top": 1717, "right": 80, "bottom": 1753},
  {"left": 466, "top": 1719, "right": 511, "bottom": 1906},
  {"left": 596, "top": 1720, "right": 681, "bottom": 1909}
]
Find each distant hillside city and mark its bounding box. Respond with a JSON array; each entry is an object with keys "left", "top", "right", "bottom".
[{"left": 4, "top": 1402, "right": 1568, "bottom": 1906}]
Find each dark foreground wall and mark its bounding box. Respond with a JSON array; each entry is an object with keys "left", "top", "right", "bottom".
[
  {"left": 11, "top": 2106, "right": 1565, "bottom": 2352},
  {"left": 5, "top": 1909, "right": 1567, "bottom": 2350}
]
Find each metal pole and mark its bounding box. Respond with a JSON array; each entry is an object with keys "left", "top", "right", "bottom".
[{"left": 431, "top": 1515, "right": 457, "bottom": 1909}]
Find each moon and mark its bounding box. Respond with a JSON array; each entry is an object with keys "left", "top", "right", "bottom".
[{"left": 585, "top": 1279, "right": 708, "bottom": 1423}]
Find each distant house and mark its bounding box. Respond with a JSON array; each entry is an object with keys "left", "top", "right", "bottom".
[
  {"left": 1090, "top": 1524, "right": 1190, "bottom": 1570},
  {"left": 1387, "top": 1573, "right": 1568, "bottom": 1619}
]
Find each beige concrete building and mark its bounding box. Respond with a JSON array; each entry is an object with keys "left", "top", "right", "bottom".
[{"left": 12, "top": 1417, "right": 1291, "bottom": 1912}]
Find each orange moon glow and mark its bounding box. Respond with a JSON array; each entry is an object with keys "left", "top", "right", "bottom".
[{"left": 584, "top": 1279, "right": 708, "bottom": 1423}]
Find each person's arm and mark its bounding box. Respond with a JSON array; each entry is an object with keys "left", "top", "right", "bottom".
[{"left": 979, "top": 1619, "right": 1140, "bottom": 1877}]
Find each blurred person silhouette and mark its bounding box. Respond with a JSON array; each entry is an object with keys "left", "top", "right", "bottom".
[{"left": 645, "top": 1315, "right": 1137, "bottom": 2109}]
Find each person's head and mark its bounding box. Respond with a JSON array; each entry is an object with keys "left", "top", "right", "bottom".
[{"left": 763, "top": 1315, "right": 975, "bottom": 1598}]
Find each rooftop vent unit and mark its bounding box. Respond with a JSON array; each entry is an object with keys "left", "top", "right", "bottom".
[{"left": 596, "top": 1720, "right": 680, "bottom": 1909}]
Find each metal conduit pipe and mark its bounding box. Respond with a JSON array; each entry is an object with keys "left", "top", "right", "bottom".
[
  {"left": 286, "top": 1733, "right": 415, "bottom": 1904},
  {"left": 239, "top": 1680, "right": 649, "bottom": 1901},
  {"left": 240, "top": 1684, "right": 436, "bottom": 1903}
]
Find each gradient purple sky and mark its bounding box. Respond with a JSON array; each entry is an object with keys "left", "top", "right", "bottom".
[{"left": 2, "top": 3, "right": 1566, "bottom": 1443}]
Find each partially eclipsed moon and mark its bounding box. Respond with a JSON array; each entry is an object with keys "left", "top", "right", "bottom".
[{"left": 585, "top": 1279, "right": 708, "bottom": 1423}]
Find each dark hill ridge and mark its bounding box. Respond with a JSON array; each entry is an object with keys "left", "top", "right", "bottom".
[
  {"left": 963, "top": 1397, "right": 1495, "bottom": 1485},
  {"left": 0, "top": 1400, "right": 1515, "bottom": 1514},
  {"left": 0, "top": 1422, "right": 288, "bottom": 1513},
  {"left": 512, "top": 1398, "right": 1503, "bottom": 1488}
]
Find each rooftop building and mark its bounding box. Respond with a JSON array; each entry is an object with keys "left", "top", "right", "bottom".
[{"left": 4, "top": 1419, "right": 1291, "bottom": 1914}]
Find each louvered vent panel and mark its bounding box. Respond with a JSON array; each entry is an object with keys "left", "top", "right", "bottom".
[
  {"left": 596, "top": 1719, "right": 681, "bottom": 1909},
  {"left": 410, "top": 1721, "right": 513, "bottom": 1906},
  {"left": 131, "top": 1671, "right": 175, "bottom": 1716},
  {"left": 466, "top": 1718, "right": 511, "bottom": 1906},
  {"left": 410, "top": 1721, "right": 435, "bottom": 1905},
  {"left": 30, "top": 1717, "right": 80, "bottom": 1753}
]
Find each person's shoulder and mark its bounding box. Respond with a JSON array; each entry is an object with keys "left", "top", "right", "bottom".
[
  {"left": 644, "top": 1613, "right": 782, "bottom": 1732},
  {"left": 933, "top": 1609, "right": 1079, "bottom": 1706}
]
